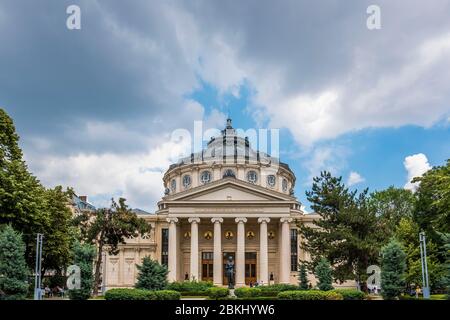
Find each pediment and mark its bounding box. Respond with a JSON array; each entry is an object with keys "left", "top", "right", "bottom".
[{"left": 166, "top": 178, "right": 292, "bottom": 202}]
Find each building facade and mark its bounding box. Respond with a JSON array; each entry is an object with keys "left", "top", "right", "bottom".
[{"left": 104, "top": 119, "right": 323, "bottom": 289}]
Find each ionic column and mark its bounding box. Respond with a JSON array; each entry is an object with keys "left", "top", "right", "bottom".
[
  {"left": 166, "top": 217, "right": 178, "bottom": 282},
  {"left": 235, "top": 217, "right": 247, "bottom": 287},
  {"left": 258, "top": 217, "right": 270, "bottom": 285},
  {"left": 188, "top": 217, "right": 200, "bottom": 281},
  {"left": 279, "top": 217, "right": 292, "bottom": 284},
  {"left": 211, "top": 217, "right": 224, "bottom": 285}
]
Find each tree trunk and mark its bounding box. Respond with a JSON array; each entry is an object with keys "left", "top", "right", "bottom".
[{"left": 92, "top": 239, "right": 104, "bottom": 296}]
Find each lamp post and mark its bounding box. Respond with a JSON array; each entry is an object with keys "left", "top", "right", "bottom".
[
  {"left": 33, "top": 233, "right": 44, "bottom": 300},
  {"left": 419, "top": 231, "right": 430, "bottom": 299}
]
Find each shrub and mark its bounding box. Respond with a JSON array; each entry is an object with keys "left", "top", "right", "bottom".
[
  {"left": 68, "top": 241, "right": 96, "bottom": 300},
  {"left": 154, "top": 290, "right": 181, "bottom": 300},
  {"left": 315, "top": 258, "right": 334, "bottom": 291},
  {"left": 207, "top": 287, "right": 229, "bottom": 300},
  {"left": 167, "top": 281, "right": 214, "bottom": 296},
  {"left": 234, "top": 287, "right": 262, "bottom": 298},
  {"left": 105, "top": 288, "right": 155, "bottom": 300},
  {"left": 381, "top": 239, "right": 406, "bottom": 300},
  {"left": 259, "top": 284, "right": 299, "bottom": 297},
  {"left": 277, "top": 290, "right": 343, "bottom": 300},
  {"left": 331, "top": 289, "right": 366, "bottom": 300},
  {"left": 135, "top": 257, "right": 168, "bottom": 291}
]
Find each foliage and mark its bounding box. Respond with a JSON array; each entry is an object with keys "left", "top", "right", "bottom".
[
  {"left": 73, "top": 197, "right": 150, "bottom": 294},
  {"left": 166, "top": 280, "right": 214, "bottom": 296},
  {"left": 259, "top": 284, "right": 299, "bottom": 297},
  {"left": 330, "top": 289, "right": 366, "bottom": 300},
  {"left": 234, "top": 287, "right": 262, "bottom": 298},
  {"left": 135, "top": 257, "right": 168, "bottom": 291},
  {"left": 68, "top": 241, "right": 96, "bottom": 300},
  {"left": 153, "top": 290, "right": 181, "bottom": 300},
  {"left": 105, "top": 288, "right": 155, "bottom": 300},
  {"left": 370, "top": 187, "right": 415, "bottom": 241},
  {"left": 315, "top": 257, "right": 334, "bottom": 291},
  {"left": 207, "top": 287, "right": 229, "bottom": 299},
  {"left": 277, "top": 290, "right": 343, "bottom": 300},
  {"left": 298, "top": 263, "right": 309, "bottom": 290},
  {"left": 380, "top": 239, "right": 406, "bottom": 300},
  {"left": 299, "top": 171, "right": 382, "bottom": 286},
  {"left": 0, "top": 225, "right": 29, "bottom": 300}
]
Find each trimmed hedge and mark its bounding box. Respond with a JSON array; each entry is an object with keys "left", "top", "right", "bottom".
[
  {"left": 331, "top": 289, "right": 366, "bottom": 300},
  {"left": 277, "top": 290, "right": 343, "bottom": 300},
  {"left": 153, "top": 290, "right": 181, "bottom": 300},
  {"left": 105, "top": 288, "right": 155, "bottom": 300},
  {"left": 234, "top": 287, "right": 262, "bottom": 298},
  {"left": 167, "top": 281, "right": 214, "bottom": 296},
  {"left": 207, "top": 287, "right": 229, "bottom": 300},
  {"left": 259, "top": 284, "right": 299, "bottom": 297}
]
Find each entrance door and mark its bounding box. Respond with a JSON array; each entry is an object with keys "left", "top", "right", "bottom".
[
  {"left": 223, "top": 252, "right": 235, "bottom": 285},
  {"left": 202, "top": 252, "right": 213, "bottom": 282},
  {"left": 245, "top": 252, "right": 257, "bottom": 285}
]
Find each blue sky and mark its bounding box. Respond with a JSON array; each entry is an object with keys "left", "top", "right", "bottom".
[{"left": 1, "top": 0, "right": 449, "bottom": 211}]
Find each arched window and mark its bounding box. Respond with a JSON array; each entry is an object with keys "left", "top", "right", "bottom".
[
  {"left": 200, "top": 171, "right": 212, "bottom": 184},
  {"left": 247, "top": 170, "right": 258, "bottom": 184},
  {"left": 170, "top": 179, "right": 176, "bottom": 192},
  {"left": 182, "top": 175, "right": 191, "bottom": 189},
  {"left": 267, "top": 175, "right": 276, "bottom": 187}
]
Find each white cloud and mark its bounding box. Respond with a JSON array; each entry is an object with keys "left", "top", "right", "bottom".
[
  {"left": 347, "top": 171, "right": 365, "bottom": 187},
  {"left": 403, "top": 153, "right": 432, "bottom": 191}
]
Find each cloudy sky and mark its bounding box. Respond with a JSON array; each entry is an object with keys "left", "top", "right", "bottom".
[{"left": 1, "top": 0, "right": 449, "bottom": 211}]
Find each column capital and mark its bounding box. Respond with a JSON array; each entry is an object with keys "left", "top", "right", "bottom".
[
  {"left": 280, "top": 217, "right": 293, "bottom": 224},
  {"left": 235, "top": 217, "right": 248, "bottom": 224},
  {"left": 258, "top": 217, "right": 271, "bottom": 224},
  {"left": 188, "top": 217, "right": 200, "bottom": 224},
  {"left": 166, "top": 217, "right": 179, "bottom": 224},
  {"left": 211, "top": 217, "right": 224, "bottom": 224}
]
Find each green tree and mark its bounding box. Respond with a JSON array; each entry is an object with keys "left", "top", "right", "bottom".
[
  {"left": 315, "top": 257, "right": 333, "bottom": 291},
  {"left": 380, "top": 239, "right": 406, "bottom": 300},
  {"left": 0, "top": 225, "right": 29, "bottom": 300},
  {"left": 299, "top": 171, "right": 382, "bottom": 288},
  {"left": 68, "top": 241, "right": 95, "bottom": 300},
  {"left": 135, "top": 256, "right": 168, "bottom": 290},
  {"left": 74, "top": 198, "right": 150, "bottom": 295},
  {"left": 370, "top": 186, "right": 415, "bottom": 240},
  {"left": 298, "top": 263, "right": 309, "bottom": 290}
]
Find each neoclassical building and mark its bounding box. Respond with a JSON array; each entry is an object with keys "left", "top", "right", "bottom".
[{"left": 103, "top": 119, "right": 322, "bottom": 290}]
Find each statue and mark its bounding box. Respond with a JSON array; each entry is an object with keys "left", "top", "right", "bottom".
[{"left": 225, "top": 256, "right": 235, "bottom": 289}]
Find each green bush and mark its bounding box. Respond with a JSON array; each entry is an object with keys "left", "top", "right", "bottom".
[
  {"left": 331, "top": 289, "right": 366, "bottom": 300},
  {"left": 277, "top": 290, "right": 343, "bottom": 300},
  {"left": 154, "top": 290, "right": 181, "bottom": 300},
  {"left": 234, "top": 287, "right": 262, "bottom": 298},
  {"left": 207, "top": 287, "right": 229, "bottom": 299},
  {"left": 259, "top": 284, "right": 299, "bottom": 297},
  {"left": 105, "top": 288, "right": 155, "bottom": 300},
  {"left": 167, "top": 281, "right": 214, "bottom": 296}
]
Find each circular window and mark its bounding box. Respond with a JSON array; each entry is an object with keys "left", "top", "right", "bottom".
[
  {"left": 282, "top": 178, "right": 288, "bottom": 192},
  {"left": 267, "top": 175, "right": 276, "bottom": 187},
  {"left": 204, "top": 231, "right": 213, "bottom": 240},
  {"left": 224, "top": 231, "right": 234, "bottom": 240},
  {"left": 170, "top": 179, "right": 176, "bottom": 192},
  {"left": 200, "top": 171, "right": 211, "bottom": 184},
  {"left": 182, "top": 175, "right": 191, "bottom": 188},
  {"left": 247, "top": 170, "right": 258, "bottom": 184}
]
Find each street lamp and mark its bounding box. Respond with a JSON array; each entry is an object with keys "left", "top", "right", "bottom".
[
  {"left": 33, "top": 233, "right": 44, "bottom": 300},
  {"left": 419, "top": 231, "right": 430, "bottom": 299}
]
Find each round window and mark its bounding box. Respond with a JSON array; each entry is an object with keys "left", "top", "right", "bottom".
[
  {"left": 267, "top": 175, "right": 276, "bottom": 187},
  {"left": 200, "top": 171, "right": 211, "bottom": 184},
  {"left": 247, "top": 170, "right": 257, "bottom": 184},
  {"left": 170, "top": 179, "right": 176, "bottom": 192},
  {"left": 182, "top": 175, "right": 191, "bottom": 188},
  {"left": 282, "top": 178, "right": 288, "bottom": 192}
]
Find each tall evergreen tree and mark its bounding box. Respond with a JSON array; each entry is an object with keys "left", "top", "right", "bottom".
[
  {"left": 73, "top": 198, "right": 150, "bottom": 295},
  {"left": 0, "top": 225, "right": 29, "bottom": 300},
  {"left": 298, "top": 263, "right": 309, "bottom": 290},
  {"left": 68, "top": 241, "right": 96, "bottom": 300},
  {"left": 135, "top": 256, "right": 168, "bottom": 290},
  {"left": 299, "top": 171, "right": 382, "bottom": 288},
  {"left": 315, "top": 257, "right": 333, "bottom": 291},
  {"left": 380, "top": 239, "right": 406, "bottom": 300}
]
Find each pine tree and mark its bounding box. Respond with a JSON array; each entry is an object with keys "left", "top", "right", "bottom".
[
  {"left": 135, "top": 256, "right": 168, "bottom": 290},
  {"left": 315, "top": 257, "right": 333, "bottom": 291},
  {"left": 0, "top": 225, "right": 29, "bottom": 300},
  {"left": 298, "top": 263, "right": 309, "bottom": 290},
  {"left": 68, "top": 241, "right": 96, "bottom": 300},
  {"left": 381, "top": 238, "right": 406, "bottom": 300}
]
